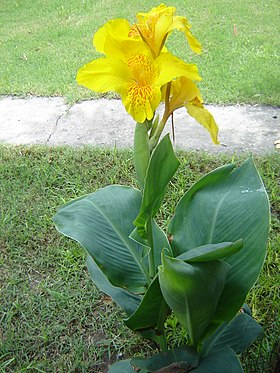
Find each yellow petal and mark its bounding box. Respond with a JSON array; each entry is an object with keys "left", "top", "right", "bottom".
[
  {"left": 185, "top": 101, "right": 220, "bottom": 144},
  {"left": 184, "top": 28, "right": 202, "bottom": 54},
  {"left": 153, "top": 10, "right": 174, "bottom": 54},
  {"left": 156, "top": 52, "right": 201, "bottom": 86},
  {"left": 117, "top": 41, "right": 161, "bottom": 122},
  {"left": 136, "top": 4, "right": 176, "bottom": 24},
  {"left": 134, "top": 4, "right": 176, "bottom": 57},
  {"left": 170, "top": 16, "right": 202, "bottom": 54},
  {"left": 134, "top": 5, "right": 202, "bottom": 56},
  {"left": 93, "top": 19, "right": 131, "bottom": 54},
  {"left": 77, "top": 38, "right": 163, "bottom": 123},
  {"left": 104, "top": 38, "right": 155, "bottom": 70},
  {"left": 76, "top": 57, "right": 130, "bottom": 93},
  {"left": 101, "top": 38, "right": 159, "bottom": 86},
  {"left": 121, "top": 84, "right": 162, "bottom": 123},
  {"left": 166, "top": 77, "right": 200, "bottom": 113}
]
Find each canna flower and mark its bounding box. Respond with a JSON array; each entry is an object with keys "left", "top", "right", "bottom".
[
  {"left": 129, "top": 3, "right": 202, "bottom": 57},
  {"left": 77, "top": 34, "right": 201, "bottom": 123},
  {"left": 163, "top": 77, "right": 219, "bottom": 144}
]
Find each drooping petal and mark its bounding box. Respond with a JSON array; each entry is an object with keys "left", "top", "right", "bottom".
[
  {"left": 93, "top": 18, "right": 131, "bottom": 54},
  {"left": 167, "top": 76, "right": 200, "bottom": 113},
  {"left": 185, "top": 99, "right": 220, "bottom": 144},
  {"left": 77, "top": 57, "right": 130, "bottom": 93},
  {"left": 156, "top": 52, "right": 201, "bottom": 86},
  {"left": 121, "top": 83, "right": 162, "bottom": 123},
  {"left": 161, "top": 77, "right": 219, "bottom": 144},
  {"left": 170, "top": 16, "right": 202, "bottom": 54}
]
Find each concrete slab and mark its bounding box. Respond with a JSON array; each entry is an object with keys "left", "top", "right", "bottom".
[
  {"left": 48, "top": 99, "right": 135, "bottom": 147},
  {"left": 0, "top": 96, "right": 279, "bottom": 153},
  {"left": 0, "top": 97, "right": 68, "bottom": 145}
]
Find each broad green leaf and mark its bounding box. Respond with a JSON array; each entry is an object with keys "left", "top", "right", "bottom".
[
  {"left": 124, "top": 276, "right": 169, "bottom": 334},
  {"left": 53, "top": 185, "right": 149, "bottom": 292},
  {"left": 131, "top": 346, "right": 199, "bottom": 372},
  {"left": 86, "top": 255, "right": 141, "bottom": 317},
  {"left": 168, "top": 158, "right": 270, "bottom": 322},
  {"left": 177, "top": 240, "right": 243, "bottom": 262},
  {"left": 107, "top": 359, "right": 137, "bottom": 373},
  {"left": 203, "top": 312, "right": 263, "bottom": 355},
  {"left": 168, "top": 162, "right": 235, "bottom": 255},
  {"left": 134, "top": 122, "right": 150, "bottom": 190},
  {"left": 159, "top": 253, "right": 230, "bottom": 347},
  {"left": 192, "top": 346, "right": 243, "bottom": 372},
  {"left": 134, "top": 134, "right": 180, "bottom": 239}
]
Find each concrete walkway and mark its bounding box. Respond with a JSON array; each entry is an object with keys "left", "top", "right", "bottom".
[{"left": 0, "top": 96, "right": 279, "bottom": 154}]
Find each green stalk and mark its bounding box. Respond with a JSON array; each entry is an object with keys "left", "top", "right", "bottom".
[
  {"left": 157, "top": 333, "right": 168, "bottom": 351},
  {"left": 134, "top": 122, "right": 150, "bottom": 190},
  {"left": 155, "top": 301, "right": 170, "bottom": 351},
  {"left": 146, "top": 217, "right": 155, "bottom": 278}
]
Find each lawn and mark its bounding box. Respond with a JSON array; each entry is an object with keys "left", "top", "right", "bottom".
[
  {"left": 0, "top": 0, "right": 280, "bottom": 372},
  {"left": 0, "top": 0, "right": 279, "bottom": 105},
  {"left": 0, "top": 146, "right": 279, "bottom": 372}
]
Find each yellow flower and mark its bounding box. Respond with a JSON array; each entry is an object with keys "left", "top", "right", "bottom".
[
  {"left": 163, "top": 77, "right": 219, "bottom": 144},
  {"left": 77, "top": 35, "right": 201, "bottom": 123},
  {"left": 129, "top": 3, "right": 202, "bottom": 57}
]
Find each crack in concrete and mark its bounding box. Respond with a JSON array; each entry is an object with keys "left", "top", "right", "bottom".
[{"left": 46, "top": 104, "right": 73, "bottom": 144}]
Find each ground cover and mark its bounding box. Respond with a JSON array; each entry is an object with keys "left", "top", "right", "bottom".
[
  {"left": 0, "top": 0, "right": 279, "bottom": 105},
  {"left": 1, "top": 1, "right": 279, "bottom": 371},
  {"left": 0, "top": 145, "right": 279, "bottom": 372}
]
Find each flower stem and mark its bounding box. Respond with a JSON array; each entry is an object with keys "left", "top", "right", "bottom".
[{"left": 149, "top": 82, "right": 172, "bottom": 151}]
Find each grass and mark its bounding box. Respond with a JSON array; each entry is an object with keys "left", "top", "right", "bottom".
[
  {"left": 0, "top": 145, "right": 279, "bottom": 372},
  {"left": 0, "top": 1, "right": 279, "bottom": 371},
  {"left": 0, "top": 0, "right": 279, "bottom": 105}
]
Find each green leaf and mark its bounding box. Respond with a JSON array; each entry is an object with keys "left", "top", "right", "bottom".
[
  {"left": 176, "top": 240, "right": 243, "bottom": 263},
  {"left": 168, "top": 162, "right": 235, "bottom": 255},
  {"left": 168, "top": 158, "right": 270, "bottom": 322},
  {"left": 86, "top": 255, "right": 141, "bottom": 317},
  {"left": 124, "top": 276, "right": 169, "bottom": 335},
  {"left": 192, "top": 346, "right": 243, "bottom": 372},
  {"left": 131, "top": 346, "right": 199, "bottom": 372},
  {"left": 134, "top": 134, "right": 180, "bottom": 239},
  {"left": 158, "top": 253, "right": 230, "bottom": 347},
  {"left": 107, "top": 359, "right": 137, "bottom": 373},
  {"left": 134, "top": 122, "right": 150, "bottom": 190},
  {"left": 204, "top": 312, "right": 263, "bottom": 355},
  {"left": 53, "top": 185, "right": 149, "bottom": 292}
]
